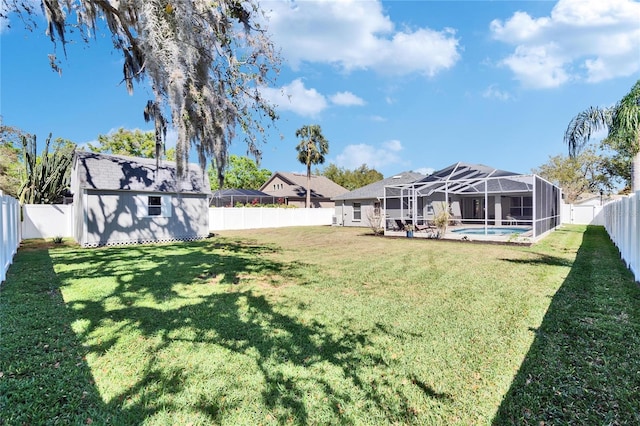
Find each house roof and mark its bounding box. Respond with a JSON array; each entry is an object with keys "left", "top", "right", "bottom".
[
  {"left": 333, "top": 171, "right": 425, "bottom": 201},
  {"left": 403, "top": 162, "right": 532, "bottom": 195},
  {"left": 416, "top": 162, "right": 520, "bottom": 183},
  {"left": 72, "top": 151, "right": 211, "bottom": 194},
  {"left": 259, "top": 172, "right": 348, "bottom": 199}
]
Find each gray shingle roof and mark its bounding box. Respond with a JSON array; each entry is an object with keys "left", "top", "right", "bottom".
[
  {"left": 415, "top": 162, "right": 520, "bottom": 184},
  {"left": 404, "top": 162, "right": 530, "bottom": 195},
  {"left": 260, "top": 172, "right": 348, "bottom": 198},
  {"left": 73, "top": 151, "right": 211, "bottom": 194},
  {"left": 333, "top": 171, "right": 425, "bottom": 201}
]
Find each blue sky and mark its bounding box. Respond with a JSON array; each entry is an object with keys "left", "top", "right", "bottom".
[{"left": 2, "top": 0, "right": 639, "bottom": 178}]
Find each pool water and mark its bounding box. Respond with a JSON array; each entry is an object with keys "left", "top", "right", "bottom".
[{"left": 451, "top": 227, "right": 531, "bottom": 235}]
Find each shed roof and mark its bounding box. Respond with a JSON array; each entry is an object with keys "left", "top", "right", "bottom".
[
  {"left": 333, "top": 171, "right": 425, "bottom": 201},
  {"left": 260, "top": 172, "right": 348, "bottom": 199},
  {"left": 72, "top": 151, "right": 211, "bottom": 194}
]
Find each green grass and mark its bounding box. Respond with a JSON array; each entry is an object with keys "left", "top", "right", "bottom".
[{"left": 1, "top": 225, "right": 638, "bottom": 425}]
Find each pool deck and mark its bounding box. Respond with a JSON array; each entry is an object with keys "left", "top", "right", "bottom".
[{"left": 385, "top": 224, "right": 534, "bottom": 244}]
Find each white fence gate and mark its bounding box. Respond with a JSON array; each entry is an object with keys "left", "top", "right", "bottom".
[
  {"left": 603, "top": 191, "right": 640, "bottom": 282},
  {"left": 561, "top": 203, "right": 604, "bottom": 225},
  {"left": 1, "top": 193, "right": 21, "bottom": 284}
]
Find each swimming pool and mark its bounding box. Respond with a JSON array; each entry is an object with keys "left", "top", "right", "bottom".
[{"left": 451, "top": 226, "right": 531, "bottom": 236}]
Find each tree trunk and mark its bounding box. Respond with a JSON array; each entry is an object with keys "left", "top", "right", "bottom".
[{"left": 306, "top": 163, "right": 311, "bottom": 208}]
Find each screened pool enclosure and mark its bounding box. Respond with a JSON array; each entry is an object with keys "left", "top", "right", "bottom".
[{"left": 383, "top": 163, "right": 562, "bottom": 240}]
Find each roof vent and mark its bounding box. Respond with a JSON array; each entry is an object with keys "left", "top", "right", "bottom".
[{"left": 392, "top": 175, "right": 402, "bottom": 179}]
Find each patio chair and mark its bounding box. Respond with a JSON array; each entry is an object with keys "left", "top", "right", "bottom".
[
  {"left": 506, "top": 215, "right": 517, "bottom": 225},
  {"left": 415, "top": 222, "right": 432, "bottom": 232}
]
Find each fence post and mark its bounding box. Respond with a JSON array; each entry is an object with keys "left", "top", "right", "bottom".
[
  {"left": 1, "top": 193, "right": 5, "bottom": 283},
  {"left": 1, "top": 193, "right": 21, "bottom": 285}
]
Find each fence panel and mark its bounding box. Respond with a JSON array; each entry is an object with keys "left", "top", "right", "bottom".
[
  {"left": 603, "top": 191, "right": 639, "bottom": 282},
  {"left": 1, "top": 193, "right": 21, "bottom": 284},
  {"left": 209, "top": 207, "right": 334, "bottom": 231},
  {"left": 22, "top": 204, "right": 73, "bottom": 239}
]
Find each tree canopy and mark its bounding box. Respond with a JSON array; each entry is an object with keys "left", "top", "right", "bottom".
[
  {"left": 295, "top": 125, "right": 329, "bottom": 208},
  {"left": 4, "top": 0, "right": 280, "bottom": 187},
  {"left": 207, "top": 155, "right": 271, "bottom": 190},
  {"left": 320, "top": 163, "right": 383, "bottom": 191},
  {"left": 564, "top": 79, "right": 640, "bottom": 191},
  {"left": 89, "top": 128, "right": 157, "bottom": 158},
  {"left": 533, "top": 148, "right": 614, "bottom": 203},
  {"left": 0, "top": 124, "right": 25, "bottom": 197}
]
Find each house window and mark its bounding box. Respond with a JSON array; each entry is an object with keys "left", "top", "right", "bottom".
[
  {"left": 148, "top": 196, "right": 162, "bottom": 216},
  {"left": 510, "top": 196, "right": 533, "bottom": 218},
  {"left": 353, "top": 203, "right": 361, "bottom": 221},
  {"left": 137, "top": 194, "right": 172, "bottom": 218},
  {"left": 374, "top": 201, "right": 381, "bottom": 216}
]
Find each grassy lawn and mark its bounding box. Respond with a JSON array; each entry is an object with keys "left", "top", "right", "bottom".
[{"left": 1, "top": 225, "right": 638, "bottom": 425}]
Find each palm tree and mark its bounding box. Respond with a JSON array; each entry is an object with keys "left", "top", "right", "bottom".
[
  {"left": 295, "top": 125, "right": 329, "bottom": 208},
  {"left": 564, "top": 80, "right": 640, "bottom": 192}
]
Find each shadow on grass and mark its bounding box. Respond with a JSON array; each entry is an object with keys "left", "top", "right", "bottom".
[
  {"left": 0, "top": 246, "right": 125, "bottom": 424},
  {"left": 493, "top": 226, "right": 640, "bottom": 425},
  {"left": 2, "top": 236, "right": 439, "bottom": 424}
]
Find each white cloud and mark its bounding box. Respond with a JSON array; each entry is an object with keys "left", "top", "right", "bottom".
[
  {"left": 370, "top": 115, "right": 387, "bottom": 122},
  {"left": 260, "top": 79, "right": 328, "bottom": 117},
  {"left": 264, "top": 0, "right": 460, "bottom": 76},
  {"left": 330, "top": 91, "right": 365, "bottom": 106},
  {"left": 490, "top": 0, "right": 640, "bottom": 88},
  {"left": 482, "top": 84, "right": 513, "bottom": 101},
  {"left": 335, "top": 140, "right": 405, "bottom": 170},
  {"left": 383, "top": 139, "right": 402, "bottom": 152}
]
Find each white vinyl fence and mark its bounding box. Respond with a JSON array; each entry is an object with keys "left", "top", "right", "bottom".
[
  {"left": 209, "top": 207, "right": 334, "bottom": 231},
  {"left": 19, "top": 205, "right": 334, "bottom": 238},
  {"left": 1, "top": 193, "right": 21, "bottom": 284},
  {"left": 22, "top": 204, "right": 74, "bottom": 239},
  {"left": 603, "top": 191, "right": 640, "bottom": 282}
]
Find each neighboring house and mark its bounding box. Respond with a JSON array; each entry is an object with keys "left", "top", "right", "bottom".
[
  {"left": 259, "top": 172, "right": 348, "bottom": 208},
  {"left": 71, "top": 151, "right": 211, "bottom": 247},
  {"left": 385, "top": 162, "right": 562, "bottom": 239},
  {"left": 332, "top": 171, "right": 425, "bottom": 227}
]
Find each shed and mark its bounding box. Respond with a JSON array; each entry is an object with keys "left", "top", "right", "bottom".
[{"left": 71, "top": 151, "right": 211, "bottom": 247}]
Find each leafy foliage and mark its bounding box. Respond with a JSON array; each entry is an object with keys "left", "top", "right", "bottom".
[
  {"left": 565, "top": 79, "right": 640, "bottom": 191},
  {"left": 533, "top": 148, "right": 615, "bottom": 203},
  {"left": 19, "top": 133, "right": 75, "bottom": 204},
  {"left": 207, "top": 154, "right": 272, "bottom": 190},
  {"left": 5, "top": 0, "right": 280, "bottom": 182},
  {"left": 320, "top": 163, "right": 383, "bottom": 190},
  {"left": 89, "top": 128, "right": 157, "bottom": 158},
  {"left": 0, "top": 123, "right": 28, "bottom": 198},
  {"left": 295, "top": 125, "right": 329, "bottom": 207}
]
